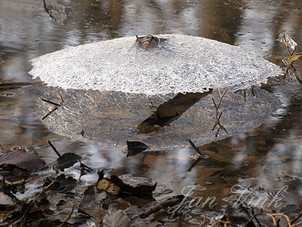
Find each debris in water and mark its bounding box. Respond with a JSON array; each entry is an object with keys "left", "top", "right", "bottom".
[
  {"left": 0, "top": 80, "right": 42, "bottom": 90},
  {"left": 135, "top": 35, "right": 167, "bottom": 50},
  {"left": 279, "top": 32, "right": 302, "bottom": 85},
  {"left": 127, "top": 141, "right": 148, "bottom": 156},
  {"left": 0, "top": 147, "right": 45, "bottom": 172},
  {"left": 97, "top": 171, "right": 157, "bottom": 196},
  {"left": 42, "top": 90, "right": 64, "bottom": 120},
  {"left": 212, "top": 87, "right": 228, "bottom": 137},
  {"left": 57, "top": 153, "right": 80, "bottom": 171}
]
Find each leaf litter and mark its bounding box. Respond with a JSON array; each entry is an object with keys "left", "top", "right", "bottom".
[{"left": 0, "top": 142, "right": 301, "bottom": 226}]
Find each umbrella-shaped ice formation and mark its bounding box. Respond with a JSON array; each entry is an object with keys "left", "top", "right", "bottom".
[
  {"left": 29, "top": 34, "right": 282, "bottom": 95},
  {"left": 28, "top": 34, "right": 284, "bottom": 150}
]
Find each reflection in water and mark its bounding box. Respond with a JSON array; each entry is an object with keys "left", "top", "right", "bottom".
[
  {"left": 28, "top": 85, "right": 281, "bottom": 150},
  {"left": 1, "top": 0, "right": 302, "bottom": 224},
  {"left": 137, "top": 92, "right": 211, "bottom": 133},
  {"left": 200, "top": 0, "right": 244, "bottom": 44}
]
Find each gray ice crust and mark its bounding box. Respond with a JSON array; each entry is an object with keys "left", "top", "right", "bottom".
[{"left": 29, "top": 34, "right": 282, "bottom": 95}]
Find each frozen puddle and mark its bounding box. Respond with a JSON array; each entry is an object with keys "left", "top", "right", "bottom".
[{"left": 28, "top": 35, "right": 284, "bottom": 149}]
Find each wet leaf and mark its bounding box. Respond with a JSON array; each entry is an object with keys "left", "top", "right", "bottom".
[
  {"left": 0, "top": 192, "right": 15, "bottom": 206},
  {"left": 44, "top": 174, "right": 77, "bottom": 193},
  {"left": 127, "top": 141, "right": 148, "bottom": 156},
  {"left": 278, "top": 32, "right": 297, "bottom": 51},
  {"left": 97, "top": 179, "right": 120, "bottom": 196},
  {"left": 225, "top": 201, "right": 255, "bottom": 226},
  {"left": 79, "top": 186, "right": 106, "bottom": 224},
  {"left": 57, "top": 153, "right": 80, "bottom": 171},
  {"left": 288, "top": 53, "right": 302, "bottom": 64},
  {"left": 280, "top": 204, "right": 302, "bottom": 214},
  {"left": 139, "top": 195, "right": 184, "bottom": 219},
  {"left": 97, "top": 174, "right": 156, "bottom": 196},
  {"left": 0, "top": 148, "right": 45, "bottom": 172},
  {"left": 103, "top": 205, "right": 130, "bottom": 227},
  {"left": 27, "top": 219, "right": 62, "bottom": 227},
  {"left": 0, "top": 164, "right": 30, "bottom": 183}
]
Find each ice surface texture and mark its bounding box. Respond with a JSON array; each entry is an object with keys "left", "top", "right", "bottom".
[{"left": 29, "top": 34, "right": 282, "bottom": 95}]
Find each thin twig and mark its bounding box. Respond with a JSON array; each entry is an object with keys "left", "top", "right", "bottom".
[
  {"left": 201, "top": 212, "right": 207, "bottom": 226},
  {"left": 57, "top": 90, "right": 64, "bottom": 103},
  {"left": 212, "top": 88, "right": 228, "bottom": 137},
  {"left": 48, "top": 140, "right": 62, "bottom": 157},
  {"left": 187, "top": 156, "right": 202, "bottom": 172},
  {"left": 42, "top": 106, "right": 58, "bottom": 120},
  {"left": 289, "top": 64, "right": 302, "bottom": 85},
  {"left": 59, "top": 203, "right": 76, "bottom": 227},
  {"left": 140, "top": 196, "right": 183, "bottom": 219},
  {"left": 291, "top": 211, "right": 302, "bottom": 225},
  {"left": 41, "top": 98, "right": 61, "bottom": 107},
  {"left": 187, "top": 139, "right": 203, "bottom": 156},
  {"left": 281, "top": 35, "right": 302, "bottom": 85},
  {"left": 211, "top": 219, "right": 232, "bottom": 227},
  {"left": 42, "top": 90, "right": 64, "bottom": 120},
  {"left": 0, "top": 81, "right": 42, "bottom": 90}
]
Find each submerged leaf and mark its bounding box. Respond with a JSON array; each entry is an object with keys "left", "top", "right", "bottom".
[
  {"left": 103, "top": 205, "right": 130, "bottom": 227},
  {"left": 79, "top": 186, "right": 106, "bottom": 224}
]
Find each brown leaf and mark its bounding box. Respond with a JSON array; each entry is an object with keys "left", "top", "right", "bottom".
[
  {"left": 103, "top": 205, "right": 130, "bottom": 227},
  {"left": 288, "top": 53, "right": 302, "bottom": 64},
  {"left": 0, "top": 148, "right": 45, "bottom": 172}
]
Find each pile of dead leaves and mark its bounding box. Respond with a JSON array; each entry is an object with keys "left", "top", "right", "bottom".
[{"left": 0, "top": 146, "right": 184, "bottom": 226}]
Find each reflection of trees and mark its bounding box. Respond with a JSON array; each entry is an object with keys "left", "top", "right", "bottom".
[
  {"left": 236, "top": 0, "right": 302, "bottom": 58},
  {"left": 198, "top": 0, "right": 244, "bottom": 44},
  {"left": 66, "top": 0, "right": 123, "bottom": 40}
]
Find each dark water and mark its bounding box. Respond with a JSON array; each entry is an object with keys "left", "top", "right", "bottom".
[{"left": 1, "top": 0, "right": 302, "bottom": 224}]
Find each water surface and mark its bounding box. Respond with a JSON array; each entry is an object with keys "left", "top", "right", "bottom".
[{"left": 1, "top": 0, "right": 302, "bottom": 225}]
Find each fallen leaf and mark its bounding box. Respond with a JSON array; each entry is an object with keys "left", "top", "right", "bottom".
[
  {"left": 97, "top": 179, "right": 120, "bottom": 196},
  {"left": 0, "top": 148, "right": 45, "bottom": 172},
  {"left": 44, "top": 174, "right": 77, "bottom": 193},
  {"left": 103, "top": 205, "right": 130, "bottom": 227},
  {"left": 97, "top": 173, "right": 156, "bottom": 196},
  {"left": 278, "top": 33, "right": 297, "bottom": 51},
  {"left": 288, "top": 53, "right": 302, "bottom": 64},
  {"left": 79, "top": 186, "right": 106, "bottom": 224},
  {"left": 0, "top": 192, "right": 15, "bottom": 206},
  {"left": 57, "top": 153, "right": 80, "bottom": 171},
  {"left": 0, "top": 164, "right": 30, "bottom": 184}
]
